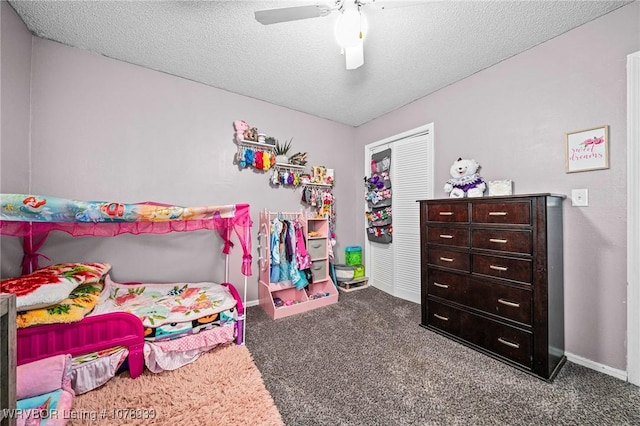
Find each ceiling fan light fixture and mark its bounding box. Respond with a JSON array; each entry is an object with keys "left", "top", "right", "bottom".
[
  {"left": 334, "top": 8, "right": 368, "bottom": 49},
  {"left": 344, "top": 43, "right": 365, "bottom": 70}
]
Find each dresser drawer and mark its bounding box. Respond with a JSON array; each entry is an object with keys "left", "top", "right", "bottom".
[
  {"left": 427, "top": 203, "right": 469, "bottom": 223},
  {"left": 471, "top": 229, "right": 532, "bottom": 254},
  {"left": 427, "top": 269, "right": 467, "bottom": 304},
  {"left": 427, "top": 226, "right": 469, "bottom": 247},
  {"left": 458, "top": 311, "right": 533, "bottom": 368},
  {"left": 426, "top": 300, "right": 462, "bottom": 336},
  {"left": 307, "top": 238, "right": 327, "bottom": 260},
  {"left": 472, "top": 201, "right": 531, "bottom": 225},
  {"left": 466, "top": 277, "right": 532, "bottom": 325},
  {"left": 472, "top": 254, "right": 532, "bottom": 284},
  {"left": 427, "top": 248, "right": 470, "bottom": 272},
  {"left": 428, "top": 300, "right": 533, "bottom": 368}
]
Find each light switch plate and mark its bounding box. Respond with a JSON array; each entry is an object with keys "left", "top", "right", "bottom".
[{"left": 571, "top": 189, "right": 589, "bottom": 206}]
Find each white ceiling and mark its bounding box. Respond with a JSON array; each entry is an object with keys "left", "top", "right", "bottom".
[{"left": 8, "top": 0, "right": 633, "bottom": 127}]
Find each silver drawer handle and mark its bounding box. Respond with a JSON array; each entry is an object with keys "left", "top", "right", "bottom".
[
  {"left": 489, "top": 238, "right": 508, "bottom": 244},
  {"left": 439, "top": 257, "right": 454, "bottom": 262},
  {"left": 498, "top": 337, "right": 520, "bottom": 349},
  {"left": 434, "top": 313, "right": 449, "bottom": 321},
  {"left": 439, "top": 234, "right": 454, "bottom": 239},
  {"left": 433, "top": 282, "right": 449, "bottom": 289},
  {"left": 439, "top": 212, "right": 454, "bottom": 216},
  {"left": 490, "top": 265, "right": 508, "bottom": 271},
  {"left": 313, "top": 265, "right": 322, "bottom": 270},
  {"left": 498, "top": 298, "right": 520, "bottom": 308},
  {"left": 311, "top": 243, "right": 322, "bottom": 248},
  {"left": 489, "top": 212, "right": 508, "bottom": 216}
]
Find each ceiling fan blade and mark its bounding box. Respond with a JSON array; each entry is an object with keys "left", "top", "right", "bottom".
[
  {"left": 344, "top": 43, "right": 364, "bottom": 70},
  {"left": 255, "top": 4, "right": 334, "bottom": 25},
  {"left": 364, "top": 0, "right": 429, "bottom": 10}
]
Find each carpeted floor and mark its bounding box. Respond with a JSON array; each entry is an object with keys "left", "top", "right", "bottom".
[
  {"left": 72, "top": 344, "right": 283, "bottom": 425},
  {"left": 246, "top": 286, "right": 640, "bottom": 426}
]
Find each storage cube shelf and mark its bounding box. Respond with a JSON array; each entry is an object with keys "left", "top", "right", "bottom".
[{"left": 258, "top": 210, "right": 338, "bottom": 319}]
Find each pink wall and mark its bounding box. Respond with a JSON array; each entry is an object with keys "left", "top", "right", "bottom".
[
  {"left": 0, "top": 2, "right": 32, "bottom": 279},
  {"left": 356, "top": 3, "right": 640, "bottom": 371},
  {"left": 23, "top": 37, "right": 356, "bottom": 302},
  {"left": 1, "top": 1, "right": 31, "bottom": 193}
]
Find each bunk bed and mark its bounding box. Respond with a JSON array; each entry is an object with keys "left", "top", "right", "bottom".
[{"left": 0, "top": 194, "right": 252, "bottom": 380}]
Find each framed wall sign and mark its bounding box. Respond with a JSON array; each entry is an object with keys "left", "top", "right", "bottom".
[{"left": 565, "top": 125, "right": 609, "bottom": 173}]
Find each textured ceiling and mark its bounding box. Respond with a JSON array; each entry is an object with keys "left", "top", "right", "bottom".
[{"left": 8, "top": 0, "right": 633, "bottom": 127}]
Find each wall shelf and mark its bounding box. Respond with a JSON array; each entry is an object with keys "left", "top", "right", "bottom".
[
  {"left": 302, "top": 182, "right": 333, "bottom": 188},
  {"left": 274, "top": 163, "right": 306, "bottom": 170},
  {"left": 238, "top": 139, "right": 275, "bottom": 150}
]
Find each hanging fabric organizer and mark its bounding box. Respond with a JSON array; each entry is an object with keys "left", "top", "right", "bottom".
[
  {"left": 236, "top": 139, "right": 276, "bottom": 171},
  {"left": 270, "top": 163, "right": 306, "bottom": 186},
  {"left": 365, "top": 148, "right": 392, "bottom": 244}
]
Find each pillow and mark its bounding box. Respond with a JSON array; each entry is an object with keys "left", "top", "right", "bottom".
[
  {"left": 16, "top": 354, "right": 72, "bottom": 400},
  {"left": 16, "top": 281, "right": 105, "bottom": 328},
  {"left": 0, "top": 262, "right": 110, "bottom": 312}
]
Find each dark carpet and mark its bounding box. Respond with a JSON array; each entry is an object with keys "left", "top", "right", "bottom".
[{"left": 245, "top": 286, "right": 640, "bottom": 426}]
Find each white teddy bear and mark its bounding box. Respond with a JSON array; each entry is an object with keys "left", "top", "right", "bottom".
[{"left": 444, "top": 158, "right": 486, "bottom": 198}]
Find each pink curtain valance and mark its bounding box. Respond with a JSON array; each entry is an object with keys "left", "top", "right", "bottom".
[{"left": 0, "top": 194, "right": 252, "bottom": 276}]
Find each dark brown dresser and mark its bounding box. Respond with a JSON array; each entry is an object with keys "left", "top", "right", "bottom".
[{"left": 419, "top": 194, "right": 565, "bottom": 381}]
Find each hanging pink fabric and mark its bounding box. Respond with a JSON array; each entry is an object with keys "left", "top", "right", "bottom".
[
  {"left": 21, "top": 232, "right": 50, "bottom": 275},
  {"left": 294, "top": 221, "right": 312, "bottom": 270}
]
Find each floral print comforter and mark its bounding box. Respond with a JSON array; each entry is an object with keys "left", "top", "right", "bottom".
[{"left": 92, "top": 275, "right": 237, "bottom": 330}]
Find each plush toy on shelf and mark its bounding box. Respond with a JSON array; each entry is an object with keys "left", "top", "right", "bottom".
[
  {"left": 444, "top": 157, "right": 486, "bottom": 198},
  {"left": 233, "top": 120, "right": 250, "bottom": 143}
]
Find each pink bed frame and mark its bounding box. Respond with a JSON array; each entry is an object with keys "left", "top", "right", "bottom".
[{"left": 1, "top": 199, "right": 252, "bottom": 379}]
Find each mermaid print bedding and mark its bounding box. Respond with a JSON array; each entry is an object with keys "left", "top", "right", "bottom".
[{"left": 0, "top": 194, "right": 236, "bottom": 223}]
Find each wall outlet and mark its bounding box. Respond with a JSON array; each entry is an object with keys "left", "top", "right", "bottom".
[{"left": 571, "top": 189, "right": 589, "bottom": 207}]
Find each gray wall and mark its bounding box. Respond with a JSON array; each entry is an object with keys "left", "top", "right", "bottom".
[{"left": 357, "top": 2, "right": 640, "bottom": 371}]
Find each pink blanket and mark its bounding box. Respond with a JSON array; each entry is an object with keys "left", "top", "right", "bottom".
[{"left": 17, "top": 354, "right": 73, "bottom": 400}]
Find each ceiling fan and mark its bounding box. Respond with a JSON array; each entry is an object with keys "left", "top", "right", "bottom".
[{"left": 254, "top": 1, "right": 420, "bottom": 70}]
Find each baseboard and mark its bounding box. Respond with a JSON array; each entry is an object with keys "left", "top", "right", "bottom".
[
  {"left": 565, "top": 352, "right": 628, "bottom": 381},
  {"left": 245, "top": 299, "right": 259, "bottom": 308}
]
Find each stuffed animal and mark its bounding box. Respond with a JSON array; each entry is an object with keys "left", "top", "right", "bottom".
[
  {"left": 244, "top": 127, "right": 259, "bottom": 142},
  {"left": 233, "top": 120, "right": 249, "bottom": 143},
  {"left": 444, "top": 158, "right": 486, "bottom": 198}
]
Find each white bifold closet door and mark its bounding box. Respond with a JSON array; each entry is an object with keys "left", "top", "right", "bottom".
[{"left": 365, "top": 124, "right": 434, "bottom": 304}]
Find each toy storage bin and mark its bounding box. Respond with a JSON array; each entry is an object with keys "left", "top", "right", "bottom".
[
  {"left": 334, "top": 264, "right": 355, "bottom": 282},
  {"left": 345, "top": 246, "right": 362, "bottom": 266},
  {"left": 308, "top": 238, "right": 328, "bottom": 259},
  {"left": 353, "top": 264, "right": 365, "bottom": 279}
]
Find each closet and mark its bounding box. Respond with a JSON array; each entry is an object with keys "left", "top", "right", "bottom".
[
  {"left": 364, "top": 123, "right": 434, "bottom": 304},
  {"left": 258, "top": 210, "right": 338, "bottom": 319}
]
